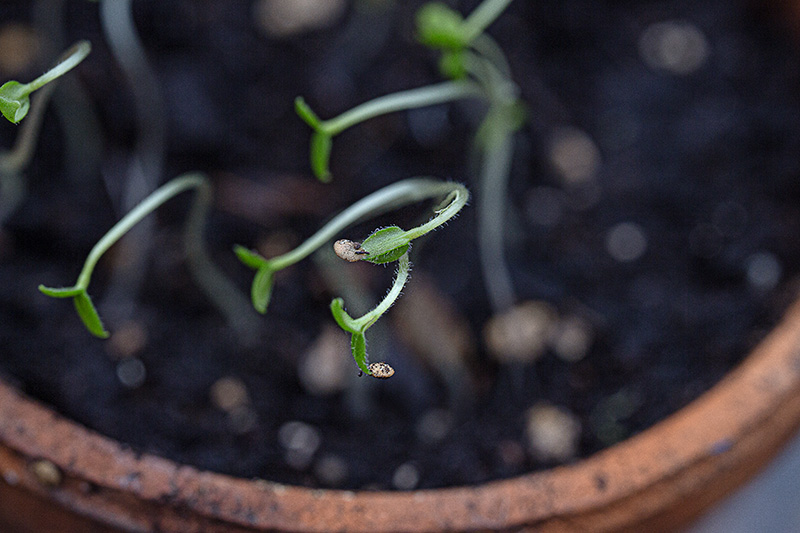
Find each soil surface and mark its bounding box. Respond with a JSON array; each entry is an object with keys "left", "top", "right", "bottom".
[{"left": 2, "top": 0, "right": 800, "bottom": 490}]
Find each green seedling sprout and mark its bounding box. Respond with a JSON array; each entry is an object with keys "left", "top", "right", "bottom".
[
  {"left": 330, "top": 250, "right": 410, "bottom": 378},
  {"left": 22, "top": 6, "right": 476, "bottom": 383},
  {"left": 1, "top": 42, "right": 92, "bottom": 223},
  {"left": 295, "top": 0, "right": 522, "bottom": 312},
  {"left": 235, "top": 178, "right": 469, "bottom": 376},
  {"left": 0, "top": 82, "right": 58, "bottom": 224},
  {"left": 294, "top": 82, "right": 482, "bottom": 182},
  {"left": 38, "top": 173, "right": 253, "bottom": 339},
  {"left": 0, "top": 40, "right": 91, "bottom": 124}
]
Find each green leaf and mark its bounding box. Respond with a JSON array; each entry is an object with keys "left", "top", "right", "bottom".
[
  {"left": 439, "top": 50, "right": 468, "bottom": 80},
  {"left": 233, "top": 245, "right": 267, "bottom": 269},
  {"left": 416, "top": 3, "right": 468, "bottom": 50},
  {"left": 40, "top": 285, "right": 108, "bottom": 337},
  {"left": 38, "top": 285, "right": 83, "bottom": 298},
  {"left": 366, "top": 243, "right": 409, "bottom": 265},
  {"left": 350, "top": 332, "right": 370, "bottom": 375},
  {"left": 294, "top": 96, "right": 323, "bottom": 130},
  {"left": 295, "top": 97, "right": 333, "bottom": 181},
  {"left": 73, "top": 291, "right": 109, "bottom": 338},
  {"left": 361, "top": 226, "right": 410, "bottom": 264},
  {"left": 234, "top": 246, "right": 275, "bottom": 313},
  {"left": 251, "top": 267, "right": 275, "bottom": 314},
  {"left": 330, "top": 297, "right": 358, "bottom": 334},
  {"left": 0, "top": 81, "right": 31, "bottom": 123},
  {"left": 310, "top": 131, "right": 333, "bottom": 182}
]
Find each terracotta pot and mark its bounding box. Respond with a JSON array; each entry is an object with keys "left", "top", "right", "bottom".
[{"left": 2, "top": 298, "right": 800, "bottom": 532}]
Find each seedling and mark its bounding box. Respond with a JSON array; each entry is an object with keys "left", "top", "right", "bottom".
[
  {"left": 8, "top": 5, "right": 476, "bottom": 380},
  {"left": 38, "top": 173, "right": 230, "bottom": 338},
  {"left": 295, "top": 0, "right": 523, "bottom": 311},
  {"left": 36, "top": 168, "right": 466, "bottom": 376},
  {"left": 235, "top": 178, "right": 469, "bottom": 376},
  {"left": 0, "top": 40, "right": 91, "bottom": 124},
  {"left": 1, "top": 41, "right": 91, "bottom": 223}
]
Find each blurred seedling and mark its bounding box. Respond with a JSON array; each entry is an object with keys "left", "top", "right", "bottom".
[
  {"left": 0, "top": 40, "right": 90, "bottom": 124},
  {"left": 37, "top": 173, "right": 253, "bottom": 340},
  {"left": 0, "top": 41, "right": 91, "bottom": 223}
]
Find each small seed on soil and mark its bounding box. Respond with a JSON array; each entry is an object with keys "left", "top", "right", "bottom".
[
  {"left": 2, "top": 469, "right": 19, "bottom": 486},
  {"left": 29, "top": 459, "right": 62, "bottom": 487},
  {"left": 496, "top": 439, "right": 526, "bottom": 469},
  {"left": 484, "top": 301, "right": 557, "bottom": 363},
  {"left": 107, "top": 321, "right": 148, "bottom": 360},
  {"left": 551, "top": 315, "right": 594, "bottom": 362},
  {"left": 333, "top": 239, "right": 369, "bottom": 262},
  {"left": 525, "top": 402, "right": 582, "bottom": 462},
  {"left": 299, "top": 325, "right": 350, "bottom": 395},
  {"left": 368, "top": 362, "right": 395, "bottom": 379},
  {"left": 548, "top": 127, "right": 601, "bottom": 185},
  {"left": 210, "top": 376, "right": 250, "bottom": 412}
]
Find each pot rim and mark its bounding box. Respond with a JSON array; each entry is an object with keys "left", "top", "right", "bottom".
[{"left": 3, "top": 297, "right": 800, "bottom": 532}]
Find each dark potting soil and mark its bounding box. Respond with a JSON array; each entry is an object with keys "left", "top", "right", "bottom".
[{"left": 3, "top": 0, "right": 800, "bottom": 490}]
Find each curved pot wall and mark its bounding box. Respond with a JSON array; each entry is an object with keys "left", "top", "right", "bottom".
[{"left": 2, "top": 298, "right": 800, "bottom": 532}]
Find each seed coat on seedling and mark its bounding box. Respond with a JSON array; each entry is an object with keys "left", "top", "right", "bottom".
[
  {"left": 334, "top": 239, "right": 369, "bottom": 262},
  {"left": 369, "top": 362, "right": 395, "bottom": 379}
]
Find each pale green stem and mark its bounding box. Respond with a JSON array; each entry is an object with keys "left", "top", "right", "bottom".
[
  {"left": 43, "top": 173, "right": 253, "bottom": 339},
  {"left": 462, "top": 0, "right": 515, "bottom": 43},
  {"left": 477, "top": 120, "right": 515, "bottom": 312},
  {"left": 75, "top": 174, "right": 205, "bottom": 289},
  {"left": 463, "top": 43, "right": 519, "bottom": 312},
  {"left": 464, "top": 49, "right": 517, "bottom": 104},
  {"left": 268, "top": 178, "right": 468, "bottom": 270},
  {"left": 471, "top": 32, "right": 513, "bottom": 80},
  {"left": 313, "top": 249, "right": 383, "bottom": 416},
  {"left": 0, "top": 82, "right": 58, "bottom": 223},
  {"left": 320, "top": 81, "right": 482, "bottom": 135},
  {"left": 400, "top": 185, "right": 469, "bottom": 241},
  {"left": 0, "top": 82, "right": 57, "bottom": 176},
  {"left": 22, "top": 41, "right": 91, "bottom": 94},
  {"left": 99, "top": 0, "right": 166, "bottom": 323},
  {"left": 183, "top": 176, "right": 259, "bottom": 342},
  {"left": 101, "top": 0, "right": 164, "bottom": 179},
  {"left": 353, "top": 252, "right": 410, "bottom": 331}
]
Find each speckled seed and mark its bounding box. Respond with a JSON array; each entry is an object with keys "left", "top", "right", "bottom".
[
  {"left": 333, "top": 239, "right": 368, "bottom": 262},
  {"left": 368, "top": 362, "right": 395, "bottom": 379},
  {"left": 29, "top": 459, "right": 62, "bottom": 487}
]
